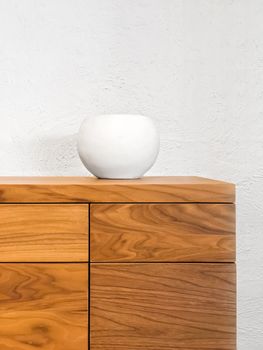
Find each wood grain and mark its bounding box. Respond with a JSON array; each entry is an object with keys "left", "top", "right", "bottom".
[
  {"left": 90, "top": 263, "right": 236, "bottom": 350},
  {"left": 0, "top": 176, "right": 235, "bottom": 203},
  {"left": 0, "top": 205, "right": 88, "bottom": 262},
  {"left": 0, "top": 263, "right": 88, "bottom": 350},
  {"left": 90, "top": 204, "right": 235, "bottom": 262}
]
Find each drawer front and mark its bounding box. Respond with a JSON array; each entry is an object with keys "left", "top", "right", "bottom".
[
  {"left": 90, "top": 263, "right": 236, "bottom": 350},
  {"left": 0, "top": 263, "right": 88, "bottom": 350},
  {"left": 0, "top": 204, "right": 88, "bottom": 262},
  {"left": 90, "top": 204, "right": 235, "bottom": 262}
]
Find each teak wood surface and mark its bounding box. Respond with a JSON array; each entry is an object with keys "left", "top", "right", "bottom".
[
  {"left": 90, "top": 203, "right": 235, "bottom": 262},
  {"left": 0, "top": 263, "right": 88, "bottom": 350},
  {"left": 0, "top": 176, "right": 236, "bottom": 350},
  {"left": 0, "top": 176, "right": 235, "bottom": 203},
  {"left": 0, "top": 204, "right": 88, "bottom": 262},
  {"left": 90, "top": 263, "right": 236, "bottom": 350}
]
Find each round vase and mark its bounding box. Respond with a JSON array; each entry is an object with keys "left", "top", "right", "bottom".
[{"left": 77, "top": 114, "right": 159, "bottom": 179}]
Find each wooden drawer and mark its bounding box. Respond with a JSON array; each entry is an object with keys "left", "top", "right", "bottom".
[
  {"left": 90, "top": 204, "right": 235, "bottom": 262},
  {"left": 0, "top": 205, "right": 88, "bottom": 262},
  {"left": 90, "top": 263, "right": 236, "bottom": 350},
  {"left": 0, "top": 263, "right": 88, "bottom": 350}
]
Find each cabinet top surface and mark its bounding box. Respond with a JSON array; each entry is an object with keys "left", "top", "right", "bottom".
[{"left": 0, "top": 176, "right": 235, "bottom": 203}]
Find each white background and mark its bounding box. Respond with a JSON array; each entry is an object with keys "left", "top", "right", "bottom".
[{"left": 0, "top": 1, "right": 262, "bottom": 348}]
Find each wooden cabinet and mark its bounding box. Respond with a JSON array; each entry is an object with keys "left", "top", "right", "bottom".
[{"left": 0, "top": 176, "right": 236, "bottom": 350}]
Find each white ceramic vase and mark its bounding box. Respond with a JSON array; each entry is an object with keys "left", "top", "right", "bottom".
[{"left": 77, "top": 114, "right": 159, "bottom": 179}]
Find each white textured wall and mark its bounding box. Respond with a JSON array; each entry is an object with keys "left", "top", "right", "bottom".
[{"left": 0, "top": 1, "right": 262, "bottom": 348}]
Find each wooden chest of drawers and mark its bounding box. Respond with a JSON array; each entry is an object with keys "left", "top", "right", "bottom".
[{"left": 0, "top": 176, "right": 236, "bottom": 350}]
